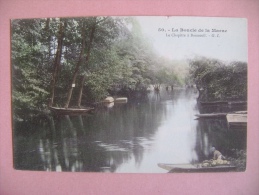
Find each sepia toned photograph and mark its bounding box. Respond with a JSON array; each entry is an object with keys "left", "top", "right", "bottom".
[{"left": 11, "top": 16, "right": 247, "bottom": 173}]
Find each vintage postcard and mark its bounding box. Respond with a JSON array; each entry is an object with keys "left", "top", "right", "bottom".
[{"left": 11, "top": 16, "right": 247, "bottom": 173}]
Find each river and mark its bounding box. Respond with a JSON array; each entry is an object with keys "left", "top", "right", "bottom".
[{"left": 13, "top": 88, "right": 247, "bottom": 173}]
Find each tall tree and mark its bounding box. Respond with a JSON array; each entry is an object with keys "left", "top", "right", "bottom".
[
  {"left": 75, "top": 18, "right": 99, "bottom": 108},
  {"left": 12, "top": 19, "right": 50, "bottom": 120},
  {"left": 48, "top": 19, "right": 67, "bottom": 107},
  {"left": 64, "top": 18, "right": 96, "bottom": 108}
]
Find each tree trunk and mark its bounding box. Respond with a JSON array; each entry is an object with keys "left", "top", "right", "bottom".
[
  {"left": 63, "top": 33, "right": 86, "bottom": 109},
  {"left": 48, "top": 19, "right": 66, "bottom": 107},
  {"left": 77, "top": 75, "right": 87, "bottom": 107},
  {"left": 45, "top": 18, "right": 52, "bottom": 61},
  {"left": 64, "top": 18, "right": 97, "bottom": 109}
]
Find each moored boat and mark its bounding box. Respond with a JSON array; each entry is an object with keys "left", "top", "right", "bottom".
[
  {"left": 226, "top": 113, "right": 247, "bottom": 127},
  {"left": 195, "top": 113, "right": 227, "bottom": 118},
  {"left": 49, "top": 107, "right": 94, "bottom": 115},
  {"left": 199, "top": 101, "right": 247, "bottom": 106},
  {"left": 195, "top": 111, "right": 247, "bottom": 119},
  {"left": 228, "top": 101, "right": 247, "bottom": 106},
  {"left": 199, "top": 101, "right": 228, "bottom": 106},
  {"left": 103, "top": 96, "right": 114, "bottom": 103},
  {"left": 115, "top": 97, "right": 128, "bottom": 103}
]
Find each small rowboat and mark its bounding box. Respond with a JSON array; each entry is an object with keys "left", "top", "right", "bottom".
[
  {"left": 103, "top": 97, "right": 114, "bottom": 103},
  {"left": 195, "top": 113, "right": 227, "bottom": 118},
  {"left": 199, "top": 101, "right": 247, "bottom": 106},
  {"left": 115, "top": 97, "right": 128, "bottom": 103},
  {"left": 228, "top": 101, "right": 247, "bottom": 106},
  {"left": 226, "top": 113, "right": 247, "bottom": 126},
  {"left": 49, "top": 107, "right": 94, "bottom": 115},
  {"left": 158, "top": 163, "right": 236, "bottom": 173},
  {"left": 195, "top": 111, "right": 247, "bottom": 119},
  {"left": 199, "top": 101, "right": 228, "bottom": 106}
]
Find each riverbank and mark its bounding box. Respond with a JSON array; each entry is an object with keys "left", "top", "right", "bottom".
[{"left": 226, "top": 149, "right": 246, "bottom": 171}]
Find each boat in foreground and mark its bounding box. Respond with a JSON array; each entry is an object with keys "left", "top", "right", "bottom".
[{"left": 158, "top": 163, "right": 236, "bottom": 173}]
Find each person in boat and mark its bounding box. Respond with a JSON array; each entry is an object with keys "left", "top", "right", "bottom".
[
  {"left": 210, "top": 147, "right": 230, "bottom": 166},
  {"left": 201, "top": 147, "right": 230, "bottom": 167},
  {"left": 210, "top": 147, "right": 225, "bottom": 160}
]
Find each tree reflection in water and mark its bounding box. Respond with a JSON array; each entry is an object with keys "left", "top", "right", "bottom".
[
  {"left": 195, "top": 115, "right": 246, "bottom": 163},
  {"left": 13, "top": 88, "right": 246, "bottom": 172}
]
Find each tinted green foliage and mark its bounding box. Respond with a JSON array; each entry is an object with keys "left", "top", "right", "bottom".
[
  {"left": 11, "top": 17, "right": 188, "bottom": 120},
  {"left": 12, "top": 19, "right": 51, "bottom": 120},
  {"left": 189, "top": 57, "right": 247, "bottom": 101}
]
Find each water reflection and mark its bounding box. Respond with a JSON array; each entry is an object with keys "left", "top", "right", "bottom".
[{"left": 13, "top": 88, "right": 246, "bottom": 173}]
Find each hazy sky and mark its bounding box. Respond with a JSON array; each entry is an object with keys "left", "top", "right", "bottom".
[{"left": 135, "top": 16, "right": 247, "bottom": 62}]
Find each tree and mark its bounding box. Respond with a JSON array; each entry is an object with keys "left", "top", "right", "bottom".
[
  {"left": 12, "top": 19, "right": 50, "bottom": 120},
  {"left": 11, "top": 16, "right": 192, "bottom": 120},
  {"left": 109, "top": 17, "right": 157, "bottom": 94},
  {"left": 48, "top": 18, "right": 67, "bottom": 107},
  {"left": 64, "top": 17, "right": 127, "bottom": 107},
  {"left": 63, "top": 18, "right": 89, "bottom": 109},
  {"left": 189, "top": 57, "right": 247, "bottom": 101}
]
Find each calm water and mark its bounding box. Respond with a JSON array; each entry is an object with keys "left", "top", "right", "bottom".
[{"left": 13, "top": 88, "right": 246, "bottom": 173}]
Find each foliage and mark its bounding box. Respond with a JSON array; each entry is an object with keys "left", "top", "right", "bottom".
[
  {"left": 226, "top": 149, "right": 246, "bottom": 172},
  {"left": 154, "top": 67, "right": 182, "bottom": 87},
  {"left": 12, "top": 19, "right": 51, "bottom": 120},
  {"left": 189, "top": 57, "right": 247, "bottom": 101},
  {"left": 11, "top": 16, "right": 189, "bottom": 120}
]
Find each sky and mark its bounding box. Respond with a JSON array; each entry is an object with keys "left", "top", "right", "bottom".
[{"left": 134, "top": 16, "right": 247, "bottom": 62}]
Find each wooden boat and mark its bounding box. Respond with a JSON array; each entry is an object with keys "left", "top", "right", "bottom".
[
  {"left": 228, "top": 101, "right": 247, "bottom": 106},
  {"left": 195, "top": 111, "right": 247, "bottom": 119},
  {"left": 158, "top": 163, "right": 236, "bottom": 173},
  {"left": 103, "top": 97, "right": 114, "bottom": 103},
  {"left": 226, "top": 113, "right": 247, "bottom": 126},
  {"left": 115, "top": 97, "right": 128, "bottom": 103},
  {"left": 199, "top": 101, "right": 228, "bottom": 106},
  {"left": 199, "top": 101, "right": 247, "bottom": 106},
  {"left": 49, "top": 107, "right": 94, "bottom": 115},
  {"left": 233, "top": 111, "right": 247, "bottom": 114},
  {"left": 195, "top": 113, "right": 227, "bottom": 118}
]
